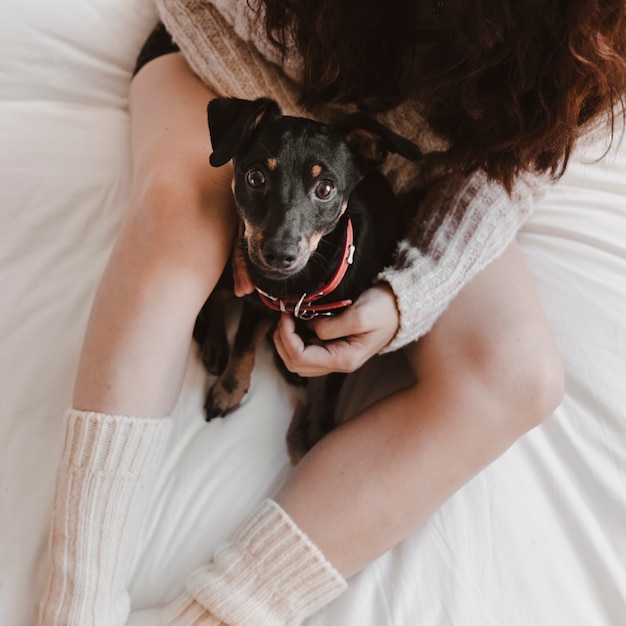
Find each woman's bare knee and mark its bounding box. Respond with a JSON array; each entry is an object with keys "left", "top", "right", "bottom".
[
  {"left": 409, "top": 244, "right": 564, "bottom": 434},
  {"left": 466, "top": 320, "right": 564, "bottom": 429},
  {"left": 124, "top": 54, "right": 237, "bottom": 283}
]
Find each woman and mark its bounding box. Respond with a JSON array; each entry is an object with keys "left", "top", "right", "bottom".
[{"left": 38, "top": 1, "right": 626, "bottom": 624}]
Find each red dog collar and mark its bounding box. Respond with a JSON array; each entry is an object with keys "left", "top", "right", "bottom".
[{"left": 255, "top": 217, "right": 356, "bottom": 320}]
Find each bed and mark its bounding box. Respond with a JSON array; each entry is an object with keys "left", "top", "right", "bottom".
[{"left": 1, "top": 1, "right": 625, "bottom": 624}]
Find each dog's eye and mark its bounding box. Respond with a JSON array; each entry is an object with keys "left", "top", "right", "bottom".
[
  {"left": 246, "top": 168, "right": 267, "bottom": 189},
  {"left": 315, "top": 179, "right": 336, "bottom": 200}
]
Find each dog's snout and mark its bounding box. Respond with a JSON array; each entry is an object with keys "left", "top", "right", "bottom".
[{"left": 262, "top": 238, "right": 299, "bottom": 269}]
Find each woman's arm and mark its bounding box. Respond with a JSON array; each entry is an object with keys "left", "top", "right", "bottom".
[
  {"left": 274, "top": 170, "right": 542, "bottom": 375},
  {"left": 379, "top": 170, "right": 542, "bottom": 352}
]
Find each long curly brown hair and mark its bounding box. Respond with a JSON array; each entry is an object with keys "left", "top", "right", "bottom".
[{"left": 253, "top": 0, "right": 626, "bottom": 190}]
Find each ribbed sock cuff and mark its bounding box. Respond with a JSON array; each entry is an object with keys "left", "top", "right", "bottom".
[
  {"left": 62, "top": 408, "right": 173, "bottom": 475},
  {"left": 187, "top": 500, "right": 347, "bottom": 625},
  {"left": 38, "top": 409, "right": 172, "bottom": 626},
  {"left": 127, "top": 590, "right": 223, "bottom": 626}
]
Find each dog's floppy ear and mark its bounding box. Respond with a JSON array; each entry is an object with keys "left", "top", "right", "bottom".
[
  {"left": 208, "top": 97, "right": 282, "bottom": 167},
  {"left": 335, "top": 112, "right": 423, "bottom": 169}
]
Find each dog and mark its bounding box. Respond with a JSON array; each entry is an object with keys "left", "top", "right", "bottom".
[{"left": 193, "top": 97, "right": 422, "bottom": 462}]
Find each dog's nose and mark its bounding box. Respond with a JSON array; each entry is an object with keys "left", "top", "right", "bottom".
[{"left": 262, "top": 239, "right": 298, "bottom": 270}]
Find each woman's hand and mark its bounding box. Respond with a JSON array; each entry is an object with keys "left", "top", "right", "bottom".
[{"left": 273, "top": 284, "right": 400, "bottom": 377}]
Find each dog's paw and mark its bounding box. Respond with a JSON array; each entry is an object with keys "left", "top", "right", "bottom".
[{"left": 204, "top": 374, "right": 248, "bottom": 421}]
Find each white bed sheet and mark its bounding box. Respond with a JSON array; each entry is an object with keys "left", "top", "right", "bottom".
[{"left": 1, "top": 1, "right": 625, "bottom": 625}]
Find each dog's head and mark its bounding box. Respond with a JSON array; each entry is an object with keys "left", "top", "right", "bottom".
[{"left": 207, "top": 97, "right": 422, "bottom": 280}]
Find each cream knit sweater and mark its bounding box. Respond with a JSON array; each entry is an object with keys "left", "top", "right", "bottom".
[{"left": 156, "top": 0, "right": 543, "bottom": 352}]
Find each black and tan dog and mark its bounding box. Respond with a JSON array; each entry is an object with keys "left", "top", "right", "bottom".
[{"left": 193, "top": 97, "right": 422, "bottom": 462}]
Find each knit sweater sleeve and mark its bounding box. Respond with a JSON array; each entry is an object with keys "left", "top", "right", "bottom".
[{"left": 379, "top": 171, "right": 542, "bottom": 352}]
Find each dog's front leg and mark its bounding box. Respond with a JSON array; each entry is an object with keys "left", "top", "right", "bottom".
[
  {"left": 194, "top": 288, "right": 232, "bottom": 376},
  {"left": 204, "top": 301, "right": 274, "bottom": 420}
]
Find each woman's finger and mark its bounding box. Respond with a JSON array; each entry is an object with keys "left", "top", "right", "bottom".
[
  {"left": 272, "top": 285, "right": 400, "bottom": 376},
  {"left": 274, "top": 314, "right": 376, "bottom": 376},
  {"left": 273, "top": 314, "right": 337, "bottom": 376},
  {"left": 309, "top": 284, "right": 399, "bottom": 343}
]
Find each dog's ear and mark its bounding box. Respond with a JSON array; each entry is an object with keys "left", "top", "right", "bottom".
[
  {"left": 335, "top": 112, "right": 423, "bottom": 168},
  {"left": 208, "top": 97, "right": 282, "bottom": 167}
]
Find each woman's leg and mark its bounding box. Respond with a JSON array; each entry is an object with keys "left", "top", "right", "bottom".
[
  {"left": 277, "top": 242, "right": 564, "bottom": 577},
  {"left": 73, "top": 53, "right": 237, "bottom": 418},
  {"left": 40, "top": 55, "right": 237, "bottom": 625}
]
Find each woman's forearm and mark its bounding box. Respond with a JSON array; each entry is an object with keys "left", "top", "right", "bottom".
[{"left": 379, "top": 171, "right": 542, "bottom": 352}]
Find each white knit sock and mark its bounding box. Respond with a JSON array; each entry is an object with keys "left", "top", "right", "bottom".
[
  {"left": 38, "top": 409, "right": 172, "bottom": 626},
  {"left": 38, "top": 410, "right": 345, "bottom": 626},
  {"left": 128, "top": 500, "right": 347, "bottom": 626}
]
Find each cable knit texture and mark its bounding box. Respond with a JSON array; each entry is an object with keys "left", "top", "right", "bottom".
[
  {"left": 38, "top": 409, "right": 173, "bottom": 626},
  {"left": 156, "top": 0, "right": 544, "bottom": 351}
]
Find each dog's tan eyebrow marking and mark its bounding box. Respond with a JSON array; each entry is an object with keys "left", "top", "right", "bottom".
[
  {"left": 266, "top": 157, "right": 277, "bottom": 171},
  {"left": 311, "top": 164, "right": 323, "bottom": 178}
]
